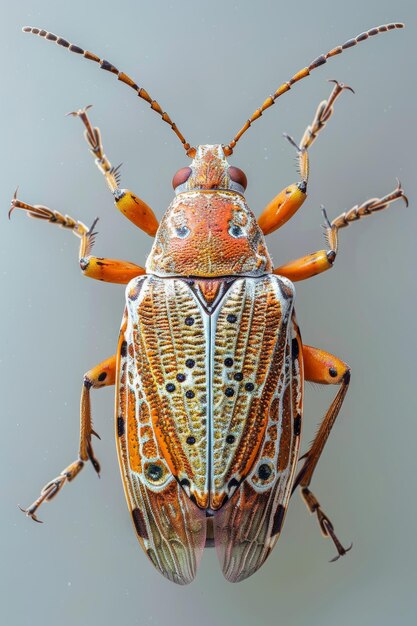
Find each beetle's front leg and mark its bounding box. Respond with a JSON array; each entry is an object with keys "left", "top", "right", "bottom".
[
  {"left": 69, "top": 106, "right": 158, "bottom": 236},
  {"left": 292, "top": 345, "right": 352, "bottom": 561},
  {"left": 9, "top": 193, "right": 145, "bottom": 284},
  {"left": 258, "top": 80, "right": 351, "bottom": 235},
  {"left": 273, "top": 182, "right": 408, "bottom": 282},
  {"left": 20, "top": 355, "right": 116, "bottom": 523}
]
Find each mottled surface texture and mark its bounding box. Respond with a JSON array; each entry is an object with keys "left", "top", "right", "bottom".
[
  {"left": 117, "top": 273, "right": 301, "bottom": 581},
  {"left": 3, "top": 0, "right": 416, "bottom": 624}
]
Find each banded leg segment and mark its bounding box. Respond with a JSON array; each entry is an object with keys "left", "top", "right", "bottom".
[
  {"left": 9, "top": 193, "right": 145, "bottom": 284},
  {"left": 70, "top": 106, "right": 158, "bottom": 236},
  {"left": 20, "top": 355, "right": 116, "bottom": 523},
  {"left": 293, "top": 345, "right": 352, "bottom": 561},
  {"left": 258, "top": 81, "right": 351, "bottom": 235},
  {"left": 274, "top": 181, "right": 408, "bottom": 281}
]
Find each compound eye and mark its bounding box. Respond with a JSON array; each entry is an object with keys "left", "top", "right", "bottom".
[
  {"left": 229, "top": 166, "right": 247, "bottom": 190},
  {"left": 172, "top": 167, "right": 192, "bottom": 189}
]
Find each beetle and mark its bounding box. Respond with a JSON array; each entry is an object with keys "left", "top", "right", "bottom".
[{"left": 11, "top": 23, "right": 407, "bottom": 584}]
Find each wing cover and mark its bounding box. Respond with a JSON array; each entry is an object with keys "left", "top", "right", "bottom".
[
  {"left": 116, "top": 274, "right": 301, "bottom": 583},
  {"left": 211, "top": 276, "right": 297, "bottom": 509},
  {"left": 115, "top": 284, "right": 207, "bottom": 585},
  {"left": 214, "top": 311, "right": 303, "bottom": 581}
]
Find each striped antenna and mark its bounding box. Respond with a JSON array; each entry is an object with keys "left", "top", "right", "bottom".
[
  {"left": 22, "top": 27, "right": 196, "bottom": 157},
  {"left": 223, "top": 23, "right": 404, "bottom": 156}
]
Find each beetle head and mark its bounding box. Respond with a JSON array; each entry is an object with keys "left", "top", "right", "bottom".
[{"left": 147, "top": 145, "right": 271, "bottom": 277}]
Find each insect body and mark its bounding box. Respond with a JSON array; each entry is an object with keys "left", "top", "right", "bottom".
[{"left": 12, "top": 24, "right": 407, "bottom": 584}]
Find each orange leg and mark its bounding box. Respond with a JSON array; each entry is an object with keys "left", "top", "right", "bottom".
[
  {"left": 20, "top": 355, "right": 116, "bottom": 523},
  {"left": 274, "top": 182, "right": 408, "bottom": 282},
  {"left": 258, "top": 182, "right": 307, "bottom": 236},
  {"left": 293, "top": 344, "right": 352, "bottom": 561},
  {"left": 69, "top": 106, "right": 158, "bottom": 236},
  {"left": 258, "top": 81, "right": 351, "bottom": 235},
  {"left": 9, "top": 194, "right": 145, "bottom": 284}
]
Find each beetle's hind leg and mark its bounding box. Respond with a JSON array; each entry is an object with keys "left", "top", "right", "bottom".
[
  {"left": 293, "top": 345, "right": 352, "bottom": 561},
  {"left": 20, "top": 355, "right": 116, "bottom": 522},
  {"left": 69, "top": 106, "right": 158, "bottom": 236},
  {"left": 258, "top": 80, "right": 352, "bottom": 235}
]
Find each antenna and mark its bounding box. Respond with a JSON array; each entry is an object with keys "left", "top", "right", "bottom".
[
  {"left": 22, "top": 27, "right": 196, "bottom": 157},
  {"left": 223, "top": 23, "right": 404, "bottom": 156}
]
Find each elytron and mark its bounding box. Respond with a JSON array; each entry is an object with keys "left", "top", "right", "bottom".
[{"left": 12, "top": 23, "right": 406, "bottom": 584}]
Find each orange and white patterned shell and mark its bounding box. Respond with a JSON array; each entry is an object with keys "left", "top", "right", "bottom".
[{"left": 115, "top": 272, "right": 303, "bottom": 583}]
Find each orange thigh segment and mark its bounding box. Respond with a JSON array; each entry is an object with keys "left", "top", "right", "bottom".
[
  {"left": 80, "top": 256, "right": 145, "bottom": 284},
  {"left": 258, "top": 183, "right": 307, "bottom": 235},
  {"left": 115, "top": 190, "right": 158, "bottom": 236},
  {"left": 274, "top": 250, "right": 334, "bottom": 282},
  {"left": 303, "top": 345, "right": 349, "bottom": 385}
]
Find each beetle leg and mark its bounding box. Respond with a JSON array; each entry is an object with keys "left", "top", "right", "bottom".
[
  {"left": 20, "top": 355, "right": 116, "bottom": 523},
  {"left": 292, "top": 345, "right": 352, "bottom": 561},
  {"left": 258, "top": 81, "right": 351, "bottom": 235},
  {"left": 68, "top": 106, "right": 158, "bottom": 236},
  {"left": 273, "top": 181, "right": 408, "bottom": 281},
  {"left": 9, "top": 192, "right": 145, "bottom": 284}
]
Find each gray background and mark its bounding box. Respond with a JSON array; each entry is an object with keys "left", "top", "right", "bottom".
[{"left": 1, "top": 0, "right": 416, "bottom": 625}]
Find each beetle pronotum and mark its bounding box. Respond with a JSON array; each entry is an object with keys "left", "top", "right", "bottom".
[{"left": 11, "top": 23, "right": 407, "bottom": 584}]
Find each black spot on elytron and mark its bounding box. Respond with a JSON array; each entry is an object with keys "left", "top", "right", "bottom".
[
  {"left": 228, "top": 477, "right": 240, "bottom": 490},
  {"left": 176, "top": 373, "right": 186, "bottom": 382},
  {"left": 120, "top": 341, "right": 128, "bottom": 357},
  {"left": 291, "top": 338, "right": 299, "bottom": 359},
  {"left": 185, "top": 316, "right": 195, "bottom": 326},
  {"left": 225, "top": 387, "right": 235, "bottom": 397},
  {"left": 245, "top": 382, "right": 255, "bottom": 392},
  {"left": 227, "top": 314, "right": 237, "bottom": 323},
  {"left": 185, "top": 390, "right": 195, "bottom": 399},
  {"left": 180, "top": 478, "right": 190, "bottom": 487},
  {"left": 294, "top": 414, "right": 302, "bottom": 437},
  {"left": 224, "top": 358, "right": 234, "bottom": 367},
  {"left": 186, "top": 436, "right": 196, "bottom": 445},
  {"left": 185, "top": 359, "right": 195, "bottom": 368},
  {"left": 98, "top": 371, "right": 107, "bottom": 382},
  {"left": 271, "top": 504, "right": 286, "bottom": 536},
  {"left": 329, "top": 367, "right": 338, "bottom": 378},
  {"left": 258, "top": 463, "right": 272, "bottom": 480},
  {"left": 234, "top": 372, "right": 243, "bottom": 381},
  {"left": 166, "top": 383, "right": 176, "bottom": 392},
  {"left": 226, "top": 434, "right": 235, "bottom": 444},
  {"left": 146, "top": 464, "right": 163, "bottom": 482},
  {"left": 117, "top": 416, "right": 125, "bottom": 437},
  {"left": 132, "top": 507, "right": 149, "bottom": 539}
]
